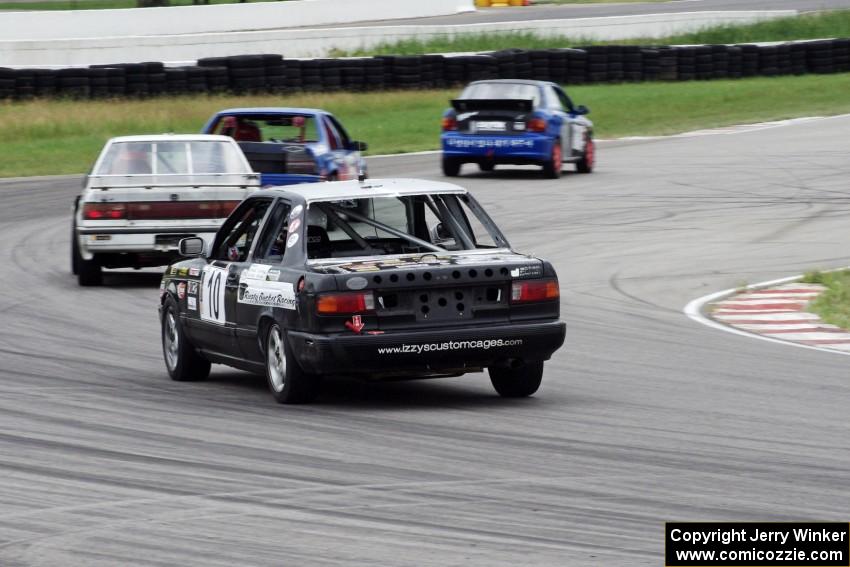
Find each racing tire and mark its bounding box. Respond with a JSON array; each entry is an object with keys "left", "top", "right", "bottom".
[
  {"left": 576, "top": 135, "right": 595, "bottom": 174},
  {"left": 489, "top": 361, "right": 544, "bottom": 398},
  {"left": 478, "top": 162, "right": 495, "bottom": 173},
  {"left": 161, "top": 297, "right": 211, "bottom": 382},
  {"left": 542, "top": 140, "right": 563, "bottom": 179},
  {"left": 76, "top": 249, "right": 102, "bottom": 287},
  {"left": 265, "top": 323, "right": 321, "bottom": 404},
  {"left": 442, "top": 157, "right": 461, "bottom": 177}
]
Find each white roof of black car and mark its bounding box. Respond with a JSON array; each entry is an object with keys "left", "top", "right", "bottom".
[{"left": 263, "top": 178, "right": 468, "bottom": 202}]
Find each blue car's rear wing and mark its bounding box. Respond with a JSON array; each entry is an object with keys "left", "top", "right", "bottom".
[{"left": 451, "top": 99, "right": 534, "bottom": 113}]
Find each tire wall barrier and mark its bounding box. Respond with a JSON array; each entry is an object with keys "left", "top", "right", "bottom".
[{"left": 0, "top": 39, "right": 848, "bottom": 101}]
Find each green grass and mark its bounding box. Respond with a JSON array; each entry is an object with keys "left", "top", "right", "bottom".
[
  {"left": 801, "top": 270, "right": 850, "bottom": 330},
  {"left": 802, "top": 270, "right": 826, "bottom": 285},
  {"left": 2, "top": 72, "right": 850, "bottom": 178},
  {"left": 333, "top": 10, "right": 850, "bottom": 56}
]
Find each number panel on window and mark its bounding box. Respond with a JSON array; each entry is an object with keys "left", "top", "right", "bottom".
[{"left": 200, "top": 265, "right": 228, "bottom": 324}]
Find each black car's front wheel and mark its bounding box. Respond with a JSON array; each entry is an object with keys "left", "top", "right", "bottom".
[
  {"left": 489, "top": 361, "right": 544, "bottom": 398},
  {"left": 265, "top": 323, "right": 321, "bottom": 404},
  {"left": 162, "top": 297, "right": 210, "bottom": 382}
]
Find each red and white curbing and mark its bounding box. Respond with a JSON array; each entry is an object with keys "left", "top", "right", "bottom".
[
  {"left": 685, "top": 279, "right": 850, "bottom": 355},
  {"left": 710, "top": 283, "right": 850, "bottom": 352}
]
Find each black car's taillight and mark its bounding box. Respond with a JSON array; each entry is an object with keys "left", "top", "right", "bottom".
[
  {"left": 316, "top": 291, "right": 375, "bottom": 314},
  {"left": 511, "top": 279, "right": 559, "bottom": 303}
]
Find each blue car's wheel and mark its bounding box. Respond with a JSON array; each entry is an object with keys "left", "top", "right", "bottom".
[
  {"left": 542, "top": 140, "right": 563, "bottom": 179},
  {"left": 442, "top": 157, "right": 461, "bottom": 177},
  {"left": 577, "top": 134, "right": 595, "bottom": 174}
]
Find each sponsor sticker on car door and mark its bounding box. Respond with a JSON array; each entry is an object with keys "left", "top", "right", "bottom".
[
  {"left": 237, "top": 263, "right": 297, "bottom": 310},
  {"left": 200, "top": 265, "right": 228, "bottom": 324}
]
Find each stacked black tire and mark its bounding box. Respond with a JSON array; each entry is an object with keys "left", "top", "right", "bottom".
[
  {"left": 227, "top": 55, "right": 266, "bottom": 93},
  {"left": 13, "top": 69, "right": 35, "bottom": 99},
  {"left": 264, "top": 54, "right": 286, "bottom": 92},
  {"left": 0, "top": 67, "right": 15, "bottom": 99},
  {"left": 2, "top": 38, "right": 850, "bottom": 101}
]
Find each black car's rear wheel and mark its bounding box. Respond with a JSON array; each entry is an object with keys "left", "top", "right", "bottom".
[
  {"left": 265, "top": 323, "right": 320, "bottom": 404},
  {"left": 542, "top": 140, "right": 563, "bottom": 179},
  {"left": 442, "top": 157, "right": 461, "bottom": 177},
  {"left": 162, "top": 297, "right": 210, "bottom": 382},
  {"left": 489, "top": 361, "right": 544, "bottom": 398}
]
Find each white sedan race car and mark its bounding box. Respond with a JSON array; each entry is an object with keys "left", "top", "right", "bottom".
[{"left": 72, "top": 134, "right": 260, "bottom": 286}]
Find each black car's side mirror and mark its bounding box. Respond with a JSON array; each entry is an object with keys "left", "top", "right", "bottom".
[
  {"left": 179, "top": 237, "right": 206, "bottom": 257},
  {"left": 574, "top": 105, "right": 590, "bottom": 115},
  {"left": 351, "top": 141, "right": 368, "bottom": 152}
]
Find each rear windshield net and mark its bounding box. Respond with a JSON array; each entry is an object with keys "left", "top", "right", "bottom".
[
  {"left": 210, "top": 114, "right": 320, "bottom": 144},
  {"left": 96, "top": 141, "right": 249, "bottom": 175},
  {"left": 459, "top": 83, "right": 540, "bottom": 106},
  {"left": 305, "top": 194, "right": 507, "bottom": 260}
]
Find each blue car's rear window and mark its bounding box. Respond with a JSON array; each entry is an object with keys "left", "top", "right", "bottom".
[
  {"left": 460, "top": 83, "right": 540, "bottom": 106},
  {"left": 209, "top": 114, "right": 320, "bottom": 144}
]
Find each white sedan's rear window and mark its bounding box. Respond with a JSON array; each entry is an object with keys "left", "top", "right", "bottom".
[{"left": 96, "top": 141, "right": 249, "bottom": 176}]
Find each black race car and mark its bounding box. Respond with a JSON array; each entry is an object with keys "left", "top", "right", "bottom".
[{"left": 159, "top": 178, "right": 566, "bottom": 404}]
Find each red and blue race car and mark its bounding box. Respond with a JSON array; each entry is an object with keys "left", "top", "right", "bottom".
[
  {"left": 441, "top": 80, "right": 595, "bottom": 179},
  {"left": 202, "top": 107, "right": 368, "bottom": 187}
]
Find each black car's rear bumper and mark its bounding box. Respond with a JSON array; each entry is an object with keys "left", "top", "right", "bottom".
[{"left": 287, "top": 320, "right": 566, "bottom": 376}]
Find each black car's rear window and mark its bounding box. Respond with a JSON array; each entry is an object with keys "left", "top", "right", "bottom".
[{"left": 304, "top": 193, "right": 508, "bottom": 260}]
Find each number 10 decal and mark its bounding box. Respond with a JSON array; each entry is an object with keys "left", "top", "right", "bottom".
[{"left": 200, "top": 265, "right": 228, "bottom": 324}]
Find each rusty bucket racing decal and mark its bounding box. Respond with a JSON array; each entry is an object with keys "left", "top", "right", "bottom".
[{"left": 237, "top": 264, "right": 296, "bottom": 310}]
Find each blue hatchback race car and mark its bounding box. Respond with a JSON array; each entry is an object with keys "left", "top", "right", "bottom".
[
  {"left": 440, "top": 80, "right": 595, "bottom": 179},
  {"left": 202, "top": 107, "right": 368, "bottom": 187}
]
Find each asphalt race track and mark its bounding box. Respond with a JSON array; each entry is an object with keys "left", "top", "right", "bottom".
[
  {"left": 2, "top": 115, "right": 850, "bottom": 566},
  {"left": 331, "top": 0, "right": 849, "bottom": 28}
]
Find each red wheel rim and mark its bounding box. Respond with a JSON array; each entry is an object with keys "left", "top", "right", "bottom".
[
  {"left": 585, "top": 138, "right": 595, "bottom": 167},
  {"left": 553, "top": 143, "right": 562, "bottom": 165}
]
